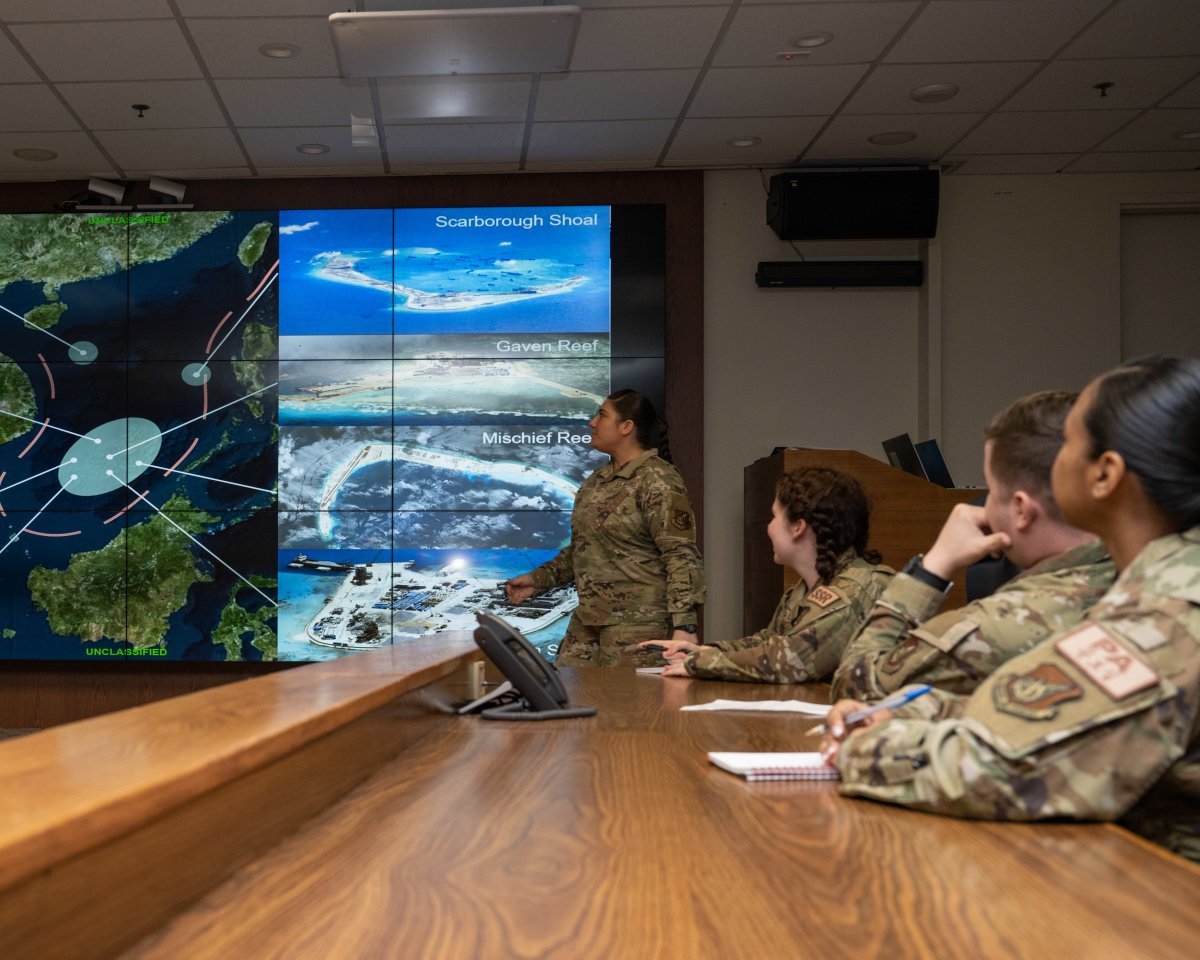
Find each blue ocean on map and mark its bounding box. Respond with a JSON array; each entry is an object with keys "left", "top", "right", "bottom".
[
  {"left": 277, "top": 547, "right": 566, "bottom": 661},
  {"left": 279, "top": 206, "right": 611, "bottom": 337}
]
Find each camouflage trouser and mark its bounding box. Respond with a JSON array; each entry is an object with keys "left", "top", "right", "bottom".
[{"left": 554, "top": 614, "right": 673, "bottom": 668}]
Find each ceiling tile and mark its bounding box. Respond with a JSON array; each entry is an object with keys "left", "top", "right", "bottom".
[
  {"left": 1, "top": 0, "right": 171, "bottom": 19},
  {"left": 0, "top": 131, "right": 116, "bottom": 179},
  {"left": 122, "top": 165, "right": 251, "bottom": 179},
  {"left": 57, "top": 80, "right": 227, "bottom": 130},
  {"left": 1066, "top": 150, "right": 1200, "bottom": 173},
  {"left": 1002, "top": 57, "right": 1200, "bottom": 112},
  {"left": 383, "top": 122, "right": 525, "bottom": 164},
  {"left": 254, "top": 164, "right": 388, "bottom": 178},
  {"left": 955, "top": 109, "right": 1139, "bottom": 154},
  {"left": 523, "top": 159, "right": 651, "bottom": 172},
  {"left": 574, "top": 1, "right": 728, "bottom": 7},
  {"left": 942, "top": 154, "right": 1079, "bottom": 175},
  {"left": 534, "top": 69, "right": 696, "bottom": 121},
  {"left": 96, "top": 127, "right": 248, "bottom": 170},
  {"left": 666, "top": 116, "right": 826, "bottom": 165},
  {"left": 1062, "top": 0, "right": 1200, "bottom": 59},
  {"left": 886, "top": 0, "right": 1111, "bottom": 63},
  {"left": 10, "top": 20, "right": 202, "bottom": 82},
  {"left": 690, "top": 64, "right": 869, "bottom": 117},
  {"left": 527, "top": 119, "right": 674, "bottom": 162},
  {"left": 1096, "top": 108, "right": 1200, "bottom": 151},
  {"left": 1160, "top": 73, "right": 1200, "bottom": 109},
  {"left": 215, "top": 78, "right": 360, "bottom": 126},
  {"left": 846, "top": 62, "right": 1040, "bottom": 114},
  {"left": 177, "top": 0, "right": 345, "bottom": 14},
  {"left": 0, "top": 84, "right": 81, "bottom": 132},
  {"left": 714, "top": 2, "right": 920, "bottom": 68},
  {"left": 804, "top": 112, "right": 981, "bottom": 160},
  {"left": 0, "top": 33, "right": 41, "bottom": 83},
  {"left": 569, "top": 7, "right": 728, "bottom": 71},
  {"left": 186, "top": 16, "right": 340, "bottom": 79},
  {"left": 377, "top": 75, "right": 531, "bottom": 124},
  {"left": 240, "top": 126, "right": 378, "bottom": 167}
]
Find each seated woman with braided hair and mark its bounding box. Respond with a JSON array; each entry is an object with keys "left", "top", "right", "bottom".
[{"left": 643, "top": 467, "right": 894, "bottom": 683}]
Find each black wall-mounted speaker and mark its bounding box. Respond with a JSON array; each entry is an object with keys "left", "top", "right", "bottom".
[
  {"left": 755, "top": 260, "right": 924, "bottom": 288},
  {"left": 767, "top": 169, "right": 939, "bottom": 240}
]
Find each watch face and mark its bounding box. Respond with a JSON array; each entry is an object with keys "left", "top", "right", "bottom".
[{"left": 678, "top": 624, "right": 697, "bottom": 634}]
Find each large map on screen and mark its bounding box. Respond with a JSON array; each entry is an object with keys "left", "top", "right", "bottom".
[{"left": 0, "top": 205, "right": 618, "bottom": 662}]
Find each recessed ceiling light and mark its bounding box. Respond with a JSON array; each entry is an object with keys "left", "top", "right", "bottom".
[
  {"left": 1173, "top": 129, "right": 1200, "bottom": 140},
  {"left": 910, "top": 82, "right": 960, "bottom": 104},
  {"left": 727, "top": 137, "right": 761, "bottom": 148},
  {"left": 259, "top": 43, "right": 300, "bottom": 59},
  {"left": 791, "top": 32, "right": 833, "bottom": 48},
  {"left": 868, "top": 131, "right": 917, "bottom": 146},
  {"left": 296, "top": 143, "right": 330, "bottom": 155},
  {"left": 13, "top": 147, "right": 57, "bottom": 161}
]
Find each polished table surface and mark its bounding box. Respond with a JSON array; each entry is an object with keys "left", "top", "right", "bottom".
[{"left": 125, "top": 668, "right": 1200, "bottom": 960}]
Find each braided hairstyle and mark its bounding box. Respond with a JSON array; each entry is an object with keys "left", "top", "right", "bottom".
[
  {"left": 607, "top": 388, "right": 672, "bottom": 463},
  {"left": 775, "top": 467, "right": 881, "bottom": 585}
]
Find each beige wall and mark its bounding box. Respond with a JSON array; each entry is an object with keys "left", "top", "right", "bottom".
[{"left": 702, "top": 167, "right": 1200, "bottom": 642}]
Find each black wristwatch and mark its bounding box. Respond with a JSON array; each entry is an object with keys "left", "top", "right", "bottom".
[
  {"left": 675, "top": 623, "right": 698, "bottom": 635},
  {"left": 902, "top": 554, "right": 953, "bottom": 594}
]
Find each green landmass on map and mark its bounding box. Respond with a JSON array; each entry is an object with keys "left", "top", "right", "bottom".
[
  {"left": 212, "top": 580, "right": 278, "bottom": 661},
  {"left": 0, "top": 353, "right": 37, "bottom": 445},
  {"left": 238, "top": 222, "right": 273, "bottom": 270},
  {"left": 232, "top": 321, "right": 277, "bottom": 418},
  {"left": 23, "top": 302, "right": 67, "bottom": 330},
  {"left": 0, "top": 212, "right": 231, "bottom": 302},
  {"left": 1, "top": 629, "right": 14, "bottom": 639},
  {"left": 27, "top": 494, "right": 218, "bottom": 648}
]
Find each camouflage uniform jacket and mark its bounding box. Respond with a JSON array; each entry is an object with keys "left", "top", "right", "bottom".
[
  {"left": 835, "top": 525, "right": 1200, "bottom": 863},
  {"left": 683, "top": 553, "right": 894, "bottom": 683},
  {"left": 529, "top": 449, "right": 705, "bottom": 626},
  {"left": 831, "top": 539, "right": 1115, "bottom": 702}
]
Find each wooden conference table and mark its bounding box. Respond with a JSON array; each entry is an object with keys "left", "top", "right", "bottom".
[{"left": 116, "top": 660, "right": 1200, "bottom": 959}]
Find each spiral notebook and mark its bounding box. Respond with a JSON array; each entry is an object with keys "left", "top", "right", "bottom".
[{"left": 707, "top": 752, "right": 840, "bottom": 782}]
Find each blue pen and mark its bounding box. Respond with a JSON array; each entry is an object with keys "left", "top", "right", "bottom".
[{"left": 809, "top": 684, "right": 933, "bottom": 735}]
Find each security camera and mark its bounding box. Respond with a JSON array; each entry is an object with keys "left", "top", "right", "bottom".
[
  {"left": 87, "top": 177, "right": 128, "bottom": 204},
  {"left": 149, "top": 176, "right": 186, "bottom": 203}
]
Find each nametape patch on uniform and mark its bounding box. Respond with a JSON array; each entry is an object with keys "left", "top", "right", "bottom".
[
  {"left": 1055, "top": 624, "right": 1159, "bottom": 700},
  {"left": 806, "top": 586, "right": 840, "bottom": 608},
  {"left": 992, "top": 663, "right": 1084, "bottom": 721},
  {"left": 671, "top": 509, "right": 693, "bottom": 531}
]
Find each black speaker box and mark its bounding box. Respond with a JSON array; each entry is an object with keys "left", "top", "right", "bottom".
[
  {"left": 755, "top": 260, "right": 924, "bottom": 288},
  {"left": 767, "top": 169, "right": 939, "bottom": 240}
]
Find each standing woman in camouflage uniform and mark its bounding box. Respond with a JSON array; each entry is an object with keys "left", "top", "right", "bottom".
[
  {"left": 823, "top": 355, "right": 1200, "bottom": 863},
  {"left": 505, "top": 389, "right": 705, "bottom": 667},
  {"left": 647, "top": 467, "right": 894, "bottom": 683}
]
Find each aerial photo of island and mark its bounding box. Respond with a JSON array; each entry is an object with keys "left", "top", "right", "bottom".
[{"left": 278, "top": 205, "right": 611, "bottom": 337}]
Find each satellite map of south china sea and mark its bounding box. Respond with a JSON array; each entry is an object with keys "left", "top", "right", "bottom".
[{"left": 0, "top": 205, "right": 612, "bottom": 663}]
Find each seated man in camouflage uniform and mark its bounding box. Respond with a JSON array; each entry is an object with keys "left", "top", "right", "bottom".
[
  {"left": 645, "top": 468, "right": 893, "bottom": 683},
  {"left": 832, "top": 391, "right": 1115, "bottom": 702},
  {"left": 822, "top": 356, "right": 1200, "bottom": 863}
]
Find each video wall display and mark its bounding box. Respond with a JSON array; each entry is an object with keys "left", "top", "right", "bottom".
[{"left": 0, "top": 204, "right": 665, "bottom": 662}]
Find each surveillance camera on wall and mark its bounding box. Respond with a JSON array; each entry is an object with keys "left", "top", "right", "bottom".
[
  {"left": 87, "top": 177, "right": 128, "bottom": 204},
  {"left": 140, "top": 176, "right": 194, "bottom": 210}
]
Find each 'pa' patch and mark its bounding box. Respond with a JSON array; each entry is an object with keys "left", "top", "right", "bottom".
[
  {"left": 992, "top": 663, "right": 1083, "bottom": 720},
  {"left": 671, "top": 510, "right": 693, "bottom": 531},
  {"left": 807, "top": 586, "right": 839, "bottom": 608},
  {"left": 1056, "top": 624, "right": 1159, "bottom": 700}
]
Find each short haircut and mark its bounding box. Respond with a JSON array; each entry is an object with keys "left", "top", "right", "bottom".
[{"left": 983, "top": 390, "right": 1077, "bottom": 517}]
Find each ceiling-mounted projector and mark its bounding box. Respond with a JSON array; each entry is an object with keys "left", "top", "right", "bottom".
[{"left": 329, "top": 5, "right": 581, "bottom": 78}]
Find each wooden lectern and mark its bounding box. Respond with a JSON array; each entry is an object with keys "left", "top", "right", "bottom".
[{"left": 744, "top": 449, "right": 980, "bottom": 634}]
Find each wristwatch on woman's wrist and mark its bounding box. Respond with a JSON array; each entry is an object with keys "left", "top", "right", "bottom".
[{"left": 674, "top": 623, "right": 698, "bottom": 634}]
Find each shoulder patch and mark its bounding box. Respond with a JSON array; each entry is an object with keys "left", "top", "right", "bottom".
[
  {"left": 807, "top": 585, "right": 840, "bottom": 608},
  {"left": 1056, "top": 624, "right": 1159, "bottom": 700},
  {"left": 671, "top": 509, "right": 693, "bottom": 531},
  {"left": 992, "top": 663, "right": 1084, "bottom": 720},
  {"left": 880, "top": 636, "right": 922, "bottom": 675}
]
